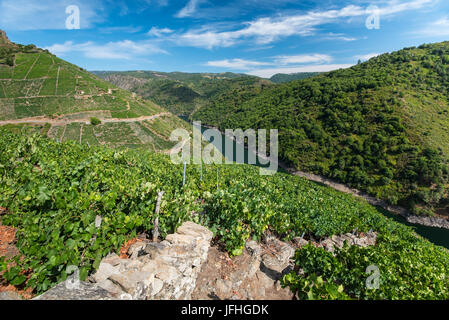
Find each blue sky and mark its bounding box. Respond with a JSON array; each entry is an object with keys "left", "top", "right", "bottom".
[{"left": 1, "top": 0, "right": 449, "bottom": 77}]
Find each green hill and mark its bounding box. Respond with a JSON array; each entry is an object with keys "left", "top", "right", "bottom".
[
  {"left": 94, "top": 70, "right": 274, "bottom": 117},
  {"left": 269, "top": 72, "right": 322, "bottom": 83},
  {"left": 0, "top": 31, "right": 189, "bottom": 151},
  {"left": 193, "top": 42, "right": 449, "bottom": 217}
]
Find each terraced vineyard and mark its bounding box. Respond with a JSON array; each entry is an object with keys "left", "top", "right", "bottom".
[
  {"left": 0, "top": 33, "right": 189, "bottom": 152},
  {"left": 1, "top": 131, "right": 449, "bottom": 299}
]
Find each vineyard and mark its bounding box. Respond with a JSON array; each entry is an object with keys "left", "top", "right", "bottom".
[
  {"left": 0, "top": 131, "right": 449, "bottom": 299},
  {"left": 0, "top": 37, "right": 193, "bottom": 152}
]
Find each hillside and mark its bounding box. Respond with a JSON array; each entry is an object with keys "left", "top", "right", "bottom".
[
  {"left": 193, "top": 42, "right": 449, "bottom": 217},
  {"left": 1, "top": 131, "right": 449, "bottom": 299},
  {"left": 270, "top": 72, "right": 322, "bottom": 83},
  {"left": 0, "top": 31, "right": 189, "bottom": 151},
  {"left": 94, "top": 71, "right": 274, "bottom": 117}
]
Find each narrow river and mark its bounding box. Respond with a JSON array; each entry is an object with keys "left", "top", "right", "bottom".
[{"left": 199, "top": 125, "right": 449, "bottom": 249}]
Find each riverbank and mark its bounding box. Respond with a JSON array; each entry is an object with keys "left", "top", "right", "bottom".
[
  {"left": 197, "top": 123, "right": 449, "bottom": 230},
  {"left": 286, "top": 169, "right": 449, "bottom": 230}
]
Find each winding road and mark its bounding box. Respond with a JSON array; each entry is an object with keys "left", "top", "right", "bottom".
[{"left": 0, "top": 112, "right": 171, "bottom": 126}]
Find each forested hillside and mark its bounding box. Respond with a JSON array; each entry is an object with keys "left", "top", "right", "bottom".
[
  {"left": 0, "top": 32, "right": 189, "bottom": 151},
  {"left": 270, "top": 72, "right": 322, "bottom": 83},
  {"left": 193, "top": 42, "right": 449, "bottom": 217},
  {"left": 94, "top": 71, "right": 274, "bottom": 117}
]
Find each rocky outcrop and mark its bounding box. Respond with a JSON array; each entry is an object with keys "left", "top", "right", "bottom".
[
  {"left": 33, "top": 221, "right": 213, "bottom": 300},
  {"left": 33, "top": 280, "right": 113, "bottom": 300},
  {"left": 293, "top": 231, "right": 378, "bottom": 253},
  {"left": 191, "top": 238, "right": 295, "bottom": 300},
  {"left": 0, "top": 30, "right": 11, "bottom": 45},
  {"left": 0, "top": 291, "right": 24, "bottom": 300},
  {"left": 405, "top": 215, "right": 449, "bottom": 229},
  {"left": 191, "top": 231, "right": 377, "bottom": 300}
]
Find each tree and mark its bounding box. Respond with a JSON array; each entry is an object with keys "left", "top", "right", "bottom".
[{"left": 90, "top": 117, "right": 101, "bottom": 126}]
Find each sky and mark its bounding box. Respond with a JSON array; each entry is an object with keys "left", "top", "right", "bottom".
[{"left": 1, "top": 0, "right": 449, "bottom": 77}]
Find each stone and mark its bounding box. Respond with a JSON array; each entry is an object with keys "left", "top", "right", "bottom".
[
  {"left": 143, "top": 241, "right": 171, "bottom": 258},
  {"left": 245, "top": 241, "right": 262, "bottom": 278},
  {"left": 176, "top": 221, "right": 213, "bottom": 241},
  {"left": 165, "top": 233, "right": 197, "bottom": 246},
  {"left": 0, "top": 291, "right": 23, "bottom": 300},
  {"left": 321, "top": 239, "right": 336, "bottom": 252},
  {"left": 151, "top": 278, "right": 164, "bottom": 296},
  {"left": 109, "top": 270, "right": 153, "bottom": 295},
  {"left": 92, "top": 260, "right": 121, "bottom": 283},
  {"left": 331, "top": 235, "right": 345, "bottom": 247},
  {"left": 101, "top": 253, "right": 121, "bottom": 266},
  {"left": 33, "top": 280, "right": 113, "bottom": 300},
  {"left": 96, "top": 279, "right": 124, "bottom": 297},
  {"left": 155, "top": 265, "right": 179, "bottom": 284},
  {"left": 293, "top": 237, "right": 308, "bottom": 247},
  {"left": 128, "top": 241, "right": 147, "bottom": 259},
  {"left": 86, "top": 221, "right": 213, "bottom": 300}
]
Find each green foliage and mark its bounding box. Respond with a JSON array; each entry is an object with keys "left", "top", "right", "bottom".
[
  {"left": 282, "top": 271, "right": 350, "bottom": 300},
  {"left": 283, "top": 231, "right": 449, "bottom": 299},
  {"left": 269, "top": 72, "right": 322, "bottom": 83},
  {"left": 192, "top": 41, "right": 449, "bottom": 216},
  {"left": 90, "top": 117, "right": 101, "bottom": 126},
  {"left": 2, "top": 131, "right": 449, "bottom": 299}
]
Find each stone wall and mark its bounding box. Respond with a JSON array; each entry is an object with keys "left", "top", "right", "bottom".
[
  {"left": 34, "top": 221, "right": 213, "bottom": 300},
  {"left": 33, "top": 223, "right": 377, "bottom": 300}
]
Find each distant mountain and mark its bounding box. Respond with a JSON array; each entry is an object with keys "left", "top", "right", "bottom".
[
  {"left": 193, "top": 41, "right": 449, "bottom": 217},
  {"left": 0, "top": 30, "right": 189, "bottom": 151},
  {"left": 94, "top": 71, "right": 274, "bottom": 117},
  {"left": 269, "top": 72, "right": 322, "bottom": 83}
]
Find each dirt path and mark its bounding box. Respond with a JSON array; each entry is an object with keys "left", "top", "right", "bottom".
[
  {"left": 24, "top": 54, "right": 40, "bottom": 80},
  {"left": 0, "top": 112, "right": 170, "bottom": 126},
  {"left": 55, "top": 66, "right": 60, "bottom": 95}
]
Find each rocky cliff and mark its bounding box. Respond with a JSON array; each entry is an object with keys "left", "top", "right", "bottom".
[{"left": 0, "top": 30, "right": 11, "bottom": 45}]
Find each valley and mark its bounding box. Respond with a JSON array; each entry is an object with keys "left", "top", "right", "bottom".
[
  {"left": 2, "top": 29, "right": 449, "bottom": 301},
  {"left": 115, "top": 43, "right": 449, "bottom": 221}
]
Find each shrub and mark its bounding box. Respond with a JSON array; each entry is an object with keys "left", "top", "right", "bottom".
[{"left": 90, "top": 117, "right": 101, "bottom": 126}]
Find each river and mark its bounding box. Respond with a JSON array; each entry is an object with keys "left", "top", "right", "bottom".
[{"left": 199, "top": 125, "right": 449, "bottom": 249}]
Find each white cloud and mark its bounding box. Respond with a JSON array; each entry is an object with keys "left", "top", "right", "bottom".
[
  {"left": 170, "top": 0, "right": 435, "bottom": 49},
  {"left": 416, "top": 17, "right": 449, "bottom": 37},
  {"left": 175, "top": 0, "right": 204, "bottom": 18},
  {"left": 45, "top": 40, "right": 168, "bottom": 60},
  {"left": 206, "top": 59, "right": 272, "bottom": 70},
  {"left": 322, "top": 33, "right": 357, "bottom": 42},
  {"left": 0, "top": 0, "right": 102, "bottom": 30},
  {"left": 204, "top": 53, "right": 350, "bottom": 77},
  {"left": 355, "top": 53, "right": 380, "bottom": 61},
  {"left": 274, "top": 54, "right": 333, "bottom": 65},
  {"left": 98, "top": 26, "right": 143, "bottom": 34},
  {"left": 247, "top": 64, "right": 353, "bottom": 78},
  {"left": 148, "top": 27, "right": 174, "bottom": 37}
]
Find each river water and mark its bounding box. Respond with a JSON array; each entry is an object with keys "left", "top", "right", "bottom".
[{"left": 199, "top": 125, "right": 449, "bottom": 249}]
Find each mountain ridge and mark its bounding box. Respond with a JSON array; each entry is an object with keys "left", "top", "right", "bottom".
[{"left": 192, "top": 41, "right": 449, "bottom": 217}]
